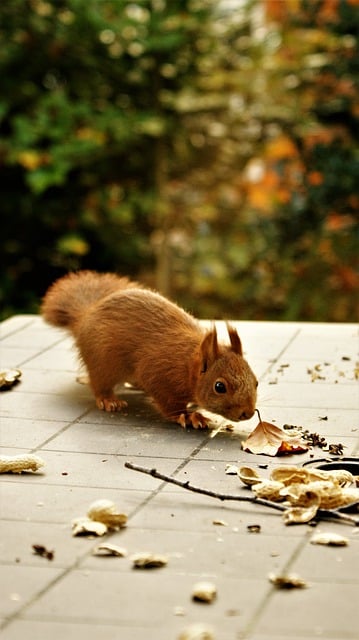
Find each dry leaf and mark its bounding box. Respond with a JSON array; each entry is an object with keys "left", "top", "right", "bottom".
[
  {"left": 269, "top": 573, "right": 308, "bottom": 589},
  {"left": 131, "top": 552, "right": 168, "bottom": 569},
  {"left": 310, "top": 532, "right": 349, "bottom": 546},
  {"left": 242, "top": 420, "right": 308, "bottom": 457},
  {"left": 0, "top": 454, "right": 44, "bottom": 474},
  {"left": 192, "top": 581, "right": 217, "bottom": 603}
]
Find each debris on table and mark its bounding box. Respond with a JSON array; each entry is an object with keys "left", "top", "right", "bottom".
[
  {"left": 72, "top": 517, "right": 108, "bottom": 537},
  {"left": 242, "top": 412, "right": 308, "bottom": 456},
  {"left": 131, "top": 552, "right": 168, "bottom": 569},
  {"left": 32, "top": 544, "right": 54, "bottom": 560},
  {"left": 87, "top": 499, "right": 128, "bottom": 529},
  {"left": 269, "top": 572, "right": 308, "bottom": 589},
  {"left": 238, "top": 464, "right": 359, "bottom": 524},
  {"left": 237, "top": 466, "right": 261, "bottom": 486},
  {"left": 72, "top": 499, "right": 128, "bottom": 536},
  {"left": 178, "top": 623, "right": 215, "bottom": 639},
  {"left": 192, "top": 581, "right": 217, "bottom": 603},
  {"left": 225, "top": 464, "right": 238, "bottom": 475},
  {"left": 92, "top": 543, "right": 128, "bottom": 557},
  {"left": 0, "top": 368, "right": 22, "bottom": 390},
  {"left": 212, "top": 519, "right": 228, "bottom": 526},
  {"left": 310, "top": 532, "right": 349, "bottom": 546},
  {"left": 0, "top": 453, "right": 44, "bottom": 474},
  {"left": 247, "top": 524, "right": 261, "bottom": 533}
]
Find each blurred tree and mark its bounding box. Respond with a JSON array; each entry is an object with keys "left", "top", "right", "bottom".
[
  {"left": 0, "top": 0, "right": 215, "bottom": 315},
  {"left": 165, "top": 0, "right": 358, "bottom": 321}
]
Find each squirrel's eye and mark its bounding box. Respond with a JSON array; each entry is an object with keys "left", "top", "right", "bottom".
[{"left": 214, "top": 380, "right": 227, "bottom": 394}]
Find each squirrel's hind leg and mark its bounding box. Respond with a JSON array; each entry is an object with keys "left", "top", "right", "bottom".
[{"left": 88, "top": 374, "right": 128, "bottom": 413}]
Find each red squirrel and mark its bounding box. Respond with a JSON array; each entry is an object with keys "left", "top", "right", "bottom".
[{"left": 41, "top": 270, "right": 258, "bottom": 428}]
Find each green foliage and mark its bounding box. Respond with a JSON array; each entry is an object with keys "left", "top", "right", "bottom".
[{"left": 0, "top": 0, "right": 357, "bottom": 321}]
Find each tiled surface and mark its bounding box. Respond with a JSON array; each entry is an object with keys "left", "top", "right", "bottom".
[{"left": 1, "top": 315, "right": 358, "bottom": 640}]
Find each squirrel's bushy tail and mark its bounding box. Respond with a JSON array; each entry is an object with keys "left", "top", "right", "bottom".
[{"left": 41, "top": 270, "right": 137, "bottom": 329}]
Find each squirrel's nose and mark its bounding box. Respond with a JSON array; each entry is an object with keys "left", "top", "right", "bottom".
[{"left": 239, "top": 409, "right": 254, "bottom": 421}]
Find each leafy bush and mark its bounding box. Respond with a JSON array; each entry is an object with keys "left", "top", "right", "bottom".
[{"left": 1, "top": 0, "right": 357, "bottom": 321}]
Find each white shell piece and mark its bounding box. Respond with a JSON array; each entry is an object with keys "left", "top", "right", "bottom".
[
  {"left": 310, "top": 532, "right": 349, "bottom": 546},
  {"left": 252, "top": 480, "right": 284, "bottom": 501},
  {"left": 87, "top": 499, "right": 128, "bottom": 528},
  {"left": 92, "top": 543, "right": 128, "bottom": 556},
  {"left": 0, "top": 454, "right": 44, "bottom": 474},
  {"left": 191, "top": 581, "right": 217, "bottom": 603},
  {"left": 225, "top": 464, "right": 238, "bottom": 475},
  {"left": 237, "top": 466, "right": 262, "bottom": 486},
  {"left": 178, "top": 623, "right": 215, "bottom": 639},
  {"left": 72, "top": 517, "right": 108, "bottom": 537},
  {"left": 131, "top": 552, "right": 168, "bottom": 569}
]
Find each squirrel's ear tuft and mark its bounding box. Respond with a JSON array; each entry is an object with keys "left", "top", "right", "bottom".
[
  {"left": 200, "top": 328, "right": 219, "bottom": 373},
  {"left": 226, "top": 323, "right": 243, "bottom": 355}
]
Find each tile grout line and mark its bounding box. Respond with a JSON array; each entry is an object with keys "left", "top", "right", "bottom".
[
  {"left": 239, "top": 533, "right": 310, "bottom": 639},
  {"left": 119, "top": 433, "right": 214, "bottom": 519},
  {"left": 28, "top": 408, "right": 95, "bottom": 454},
  {"left": 0, "top": 435, "right": 213, "bottom": 632},
  {"left": 257, "top": 327, "right": 302, "bottom": 382},
  {"left": 15, "top": 335, "right": 74, "bottom": 367},
  {"left": 0, "top": 549, "right": 100, "bottom": 632},
  {"left": 0, "top": 317, "right": 37, "bottom": 340}
]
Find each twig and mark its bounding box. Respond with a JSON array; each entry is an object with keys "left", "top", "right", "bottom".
[
  {"left": 124, "top": 461, "right": 359, "bottom": 526},
  {"left": 124, "top": 461, "right": 286, "bottom": 512}
]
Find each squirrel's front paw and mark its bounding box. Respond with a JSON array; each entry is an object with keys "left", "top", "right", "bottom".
[
  {"left": 178, "top": 411, "right": 209, "bottom": 429},
  {"left": 96, "top": 395, "right": 128, "bottom": 413}
]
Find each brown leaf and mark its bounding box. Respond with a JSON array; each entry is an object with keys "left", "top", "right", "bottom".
[{"left": 242, "top": 420, "right": 308, "bottom": 457}]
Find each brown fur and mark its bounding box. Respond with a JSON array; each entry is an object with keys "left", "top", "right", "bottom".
[{"left": 41, "top": 270, "right": 258, "bottom": 427}]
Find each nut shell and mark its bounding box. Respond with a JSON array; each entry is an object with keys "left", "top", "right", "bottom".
[
  {"left": 238, "top": 466, "right": 262, "bottom": 486},
  {"left": 192, "top": 581, "right": 217, "bottom": 603}
]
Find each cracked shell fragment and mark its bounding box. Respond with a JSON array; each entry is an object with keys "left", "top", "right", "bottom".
[
  {"left": 0, "top": 454, "right": 44, "bottom": 474},
  {"left": 92, "top": 543, "right": 128, "bottom": 556},
  {"left": 192, "top": 581, "right": 217, "bottom": 603},
  {"left": 269, "top": 573, "right": 308, "bottom": 589},
  {"left": 87, "top": 499, "right": 128, "bottom": 529},
  {"left": 131, "top": 552, "right": 168, "bottom": 569},
  {"left": 0, "top": 368, "right": 22, "bottom": 390},
  {"left": 225, "top": 464, "right": 238, "bottom": 475},
  {"left": 280, "top": 481, "right": 359, "bottom": 509},
  {"left": 238, "top": 466, "right": 262, "bottom": 486},
  {"left": 252, "top": 480, "right": 285, "bottom": 501},
  {"left": 310, "top": 532, "right": 349, "bottom": 546},
  {"left": 282, "top": 500, "right": 320, "bottom": 525},
  {"left": 72, "top": 517, "right": 108, "bottom": 537},
  {"left": 271, "top": 466, "right": 354, "bottom": 488},
  {"left": 178, "top": 623, "right": 215, "bottom": 639}
]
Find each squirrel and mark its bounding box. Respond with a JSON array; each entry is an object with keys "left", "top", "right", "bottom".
[{"left": 41, "top": 270, "right": 258, "bottom": 428}]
